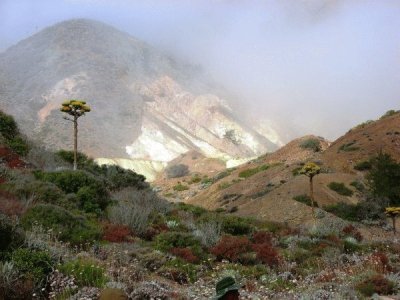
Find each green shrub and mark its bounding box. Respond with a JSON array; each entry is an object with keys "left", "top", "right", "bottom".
[
  {"left": 218, "top": 182, "right": 232, "bottom": 189},
  {"left": 6, "top": 136, "right": 29, "bottom": 156},
  {"left": 21, "top": 204, "right": 101, "bottom": 245},
  {"left": 154, "top": 232, "right": 202, "bottom": 257},
  {"left": 222, "top": 216, "right": 255, "bottom": 235},
  {"left": 56, "top": 151, "right": 147, "bottom": 190},
  {"left": 328, "top": 182, "right": 354, "bottom": 196},
  {"left": 367, "top": 152, "right": 400, "bottom": 206},
  {"left": 292, "top": 167, "right": 302, "bottom": 176},
  {"left": 97, "top": 164, "right": 147, "bottom": 190},
  {"left": 162, "top": 258, "right": 199, "bottom": 283},
  {"left": 325, "top": 200, "right": 383, "bottom": 222},
  {"left": 239, "top": 165, "right": 269, "bottom": 178},
  {"left": 56, "top": 150, "right": 91, "bottom": 168},
  {"left": 201, "top": 176, "right": 214, "bottom": 185},
  {"left": 188, "top": 174, "right": 202, "bottom": 184},
  {"left": 11, "top": 248, "right": 53, "bottom": 285},
  {"left": 60, "top": 259, "right": 107, "bottom": 287},
  {"left": 0, "top": 214, "right": 24, "bottom": 255},
  {"left": 324, "top": 202, "right": 359, "bottom": 221},
  {"left": 299, "top": 138, "right": 321, "bottom": 152},
  {"left": 293, "top": 194, "right": 318, "bottom": 207},
  {"left": 380, "top": 109, "right": 399, "bottom": 120},
  {"left": 33, "top": 170, "right": 110, "bottom": 212},
  {"left": 0, "top": 111, "right": 19, "bottom": 140},
  {"left": 173, "top": 183, "right": 189, "bottom": 191},
  {"left": 213, "top": 170, "right": 231, "bottom": 181},
  {"left": 33, "top": 170, "right": 101, "bottom": 194},
  {"left": 350, "top": 181, "right": 365, "bottom": 192},
  {"left": 175, "top": 203, "right": 207, "bottom": 217},
  {"left": 0, "top": 111, "right": 29, "bottom": 156},
  {"left": 338, "top": 141, "right": 359, "bottom": 152},
  {"left": 353, "top": 160, "right": 372, "bottom": 171},
  {"left": 5, "top": 179, "right": 65, "bottom": 205}
]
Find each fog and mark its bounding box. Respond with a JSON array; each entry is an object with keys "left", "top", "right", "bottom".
[{"left": 1, "top": 0, "right": 400, "bottom": 142}]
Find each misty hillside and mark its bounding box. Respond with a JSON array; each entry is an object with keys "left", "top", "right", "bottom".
[{"left": 0, "top": 19, "right": 278, "bottom": 175}]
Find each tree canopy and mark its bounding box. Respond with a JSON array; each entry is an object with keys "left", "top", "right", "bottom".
[{"left": 367, "top": 152, "right": 400, "bottom": 206}]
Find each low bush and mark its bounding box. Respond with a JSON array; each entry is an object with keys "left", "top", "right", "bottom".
[
  {"left": 102, "top": 223, "right": 132, "bottom": 243},
  {"left": 170, "top": 247, "right": 199, "bottom": 264},
  {"left": 188, "top": 174, "right": 202, "bottom": 184},
  {"left": 5, "top": 179, "right": 65, "bottom": 206},
  {"left": 155, "top": 232, "right": 202, "bottom": 256},
  {"left": 218, "top": 182, "right": 232, "bottom": 190},
  {"left": 350, "top": 180, "right": 365, "bottom": 192},
  {"left": 162, "top": 258, "right": 198, "bottom": 283},
  {"left": 238, "top": 165, "right": 269, "bottom": 179},
  {"left": 59, "top": 259, "right": 107, "bottom": 288},
  {"left": 222, "top": 216, "right": 255, "bottom": 235},
  {"left": 252, "top": 243, "right": 280, "bottom": 267},
  {"left": 33, "top": 170, "right": 110, "bottom": 213},
  {"left": 343, "top": 237, "right": 362, "bottom": 253},
  {"left": 109, "top": 188, "right": 169, "bottom": 235},
  {"left": 291, "top": 166, "right": 302, "bottom": 176},
  {"left": 11, "top": 248, "right": 53, "bottom": 285},
  {"left": 21, "top": 204, "right": 101, "bottom": 245},
  {"left": 55, "top": 150, "right": 91, "bottom": 169},
  {"left": 176, "top": 202, "right": 207, "bottom": 218},
  {"left": 341, "top": 225, "right": 363, "bottom": 242},
  {"left": 6, "top": 136, "right": 29, "bottom": 156},
  {"left": 325, "top": 200, "right": 383, "bottom": 222},
  {"left": 380, "top": 109, "right": 399, "bottom": 119},
  {"left": 293, "top": 194, "right": 319, "bottom": 207},
  {"left": 252, "top": 231, "right": 273, "bottom": 245},
  {"left": 173, "top": 183, "right": 189, "bottom": 191},
  {"left": 338, "top": 141, "right": 359, "bottom": 152},
  {"left": 353, "top": 160, "right": 372, "bottom": 171},
  {"left": 328, "top": 182, "right": 354, "bottom": 196},
  {"left": 324, "top": 202, "right": 359, "bottom": 221},
  {"left": 211, "top": 235, "right": 252, "bottom": 262},
  {"left": 0, "top": 214, "right": 24, "bottom": 255},
  {"left": 0, "top": 111, "right": 19, "bottom": 140},
  {"left": 356, "top": 274, "right": 395, "bottom": 297},
  {"left": 165, "top": 164, "right": 189, "bottom": 178},
  {"left": 299, "top": 138, "right": 321, "bottom": 152}
]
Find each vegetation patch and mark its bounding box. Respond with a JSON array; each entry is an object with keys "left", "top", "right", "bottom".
[
  {"left": 338, "top": 141, "right": 359, "bottom": 152},
  {"left": 173, "top": 183, "right": 189, "bottom": 191},
  {"left": 165, "top": 164, "right": 189, "bottom": 178},
  {"left": 353, "top": 160, "right": 372, "bottom": 171},
  {"left": 239, "top": 164, "right": 269, "bottom": 178},
  {"left": 299, "top": 138, "right": 321, "bottom": 152},
  {"left": 60, "top": 259, "right": 107, "bottom": 288},
  {"left": 328, "top": 182, "right": 354, "bottom": 196},
  {"left": 293, "top": 194, "right": 318, "bottom": 207}
]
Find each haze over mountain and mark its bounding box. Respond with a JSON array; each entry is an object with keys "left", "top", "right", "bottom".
[{"left": 0, "top": 19, "right": 280, "bottom": 179}]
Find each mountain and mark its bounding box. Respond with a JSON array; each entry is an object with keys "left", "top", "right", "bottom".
[{"left": 0, "top": 19, "right": 279, "bottom": 179}]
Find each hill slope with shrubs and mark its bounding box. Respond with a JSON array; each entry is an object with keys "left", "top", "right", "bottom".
[{"left": 1, "top": 110, "right": 400, "bottom": 299}]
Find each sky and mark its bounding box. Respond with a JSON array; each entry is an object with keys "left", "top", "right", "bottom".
[{"left": 1, "top": 0, "right": 400, "bottom": 141}]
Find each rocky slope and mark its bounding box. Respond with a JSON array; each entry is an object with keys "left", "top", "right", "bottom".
[
  {"left": 0, "top": 19, "right": 280, "bottom": 180},
  {"left": 156, "top": 112, "right": 399, "bottom": 225}
]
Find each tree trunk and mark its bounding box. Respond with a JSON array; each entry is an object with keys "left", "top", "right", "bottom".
[
  {"left": 310, "top": 176, "right": 316, "bottom": 221},
  {"left": 73, "top": 116, "right": 78, "bottom": 171},
  {"left": 393, "top": 217, "right": 396, "bottom": 235}
]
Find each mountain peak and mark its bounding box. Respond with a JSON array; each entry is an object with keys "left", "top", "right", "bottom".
[{"left": 0, "top": 19, "right": 279, "bottom": 179}]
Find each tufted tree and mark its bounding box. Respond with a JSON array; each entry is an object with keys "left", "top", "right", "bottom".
[
  {"left": 60, "top": 100, "right": 91, "bottom": 170},
  {"left": 385, "top": 207, "right": 400, "bottom": 235},
  {"left": 300, "top": 162, "right": 321, "bottom": 221}
]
